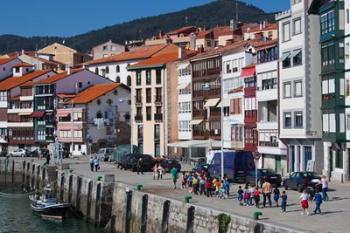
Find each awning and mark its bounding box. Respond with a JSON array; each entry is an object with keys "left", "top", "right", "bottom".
[
  {"left": 191, "top": 119, "right": 203, "bottom": 125},
  {"left": 32, "top": 111, "right": 45, "bottom": 118},
  {"left": 57, "top": 111, "right": 70, "bottom": 117},
  {"left": 18, "top": 112, "right": 32, "bottom": 116},
  {"left": 204, "top": 98, "right": 220, "bottom": 108},
  {"left": 280, "top": 52, "right": 291, "bottom": 61},
  {"left": 291, "top": 49, "right": 301, "bottom": 58},
  {"left": 177, "top": 82, "right": 190, "bottom": 90},
  {"left": 241, "top": 66, "right": 255, "bottom": 78},
  {"left": 217, "top": 98, "right": 230, "bottom": 107}
]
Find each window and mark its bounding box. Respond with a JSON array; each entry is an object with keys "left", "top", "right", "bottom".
[
  {"left": 294, "top": 80, "right": 302, "bottom": 97},
  {"left": 293, "top": 18, "right": 302, "bottom": 35},
  {"left": 282, "top": 22, "right": 290, "bottom": 42},
  {"left": 156, "top": 69, "right": 162, "bottom": 84},
  {"left": 154, "top": 124, "right": 160, "bottom": 139},
  {"left": 136, "top": 107, "right": 142, "bottom": 117},
  {"left": 347, "top": 9, "right": 350, "bottom": 24},
  {"left": 340, "top": 113, "right": 345, "bottom": 133},
  {"left": 226, "top": 63, "right": 231, "bottom": 73},
  {"left": 127, "top": 75, "right": 131, "bottom": 86},
  {"left": 339, "top": 43, "right": 345, "bottom": 63},
  {"left": 321, "top": 43, "right": 335, "bottom": 67},
  {"left": 223, "top": 107, "right": 229, "bottom": 117},
  {"left": 322, "top": 78, "right": 335, "bottom": 95},
  {"left": 116, "top": 76, "right": 120, "bottom": 83},
  {"left": 146, "top": 88, "right": 151, "bottom": 103},
  {"left": 95, "top": 67, "right": 98, "bottom": 74},
  {"left": 283, "top": 82, "right": 291, "bottom": 98},
  {"left": 294, "top": 112, "right": 303, "bottom": 128},
  {"left": 146, "top": 107, "right": 152, "bottom": 121},
  {"left": 230, "top": 98, "right": 241, "bottom": 114},
  {"left": 156, "top": 106, "right": 162, "bottom": 115},
  {"left": 105, "top": 66, "right": 109, "bottom": 74},
  {"left": 146, "top": 70, "right": 151, "bottom": 85},
  {"left": 321, "top": 10, "right": 335, "bottom": 35},
  {"left": 136, "top": 71, "right": 141, "bottom": 85},
  {"left": 282, "top": 52, "right": 291, "bottom": 68},
  {"left": 116, "top": 65, "right": 120, "bottom": 73},
  {"left": 284, "top": 112, "right": 292, "bottom": 128},
  {"left": 292, "top": 49, "right": 302, "bottom": 66},
  {"left": 335, "top": 150, "right": 343, "bottom": 169},
  {"left": 346, "top": 114, "right": 350, "bottom": 130}
]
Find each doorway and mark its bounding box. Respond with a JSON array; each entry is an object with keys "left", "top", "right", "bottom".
[
  {"left": 275, "top": 156, "right": 281, "bottom": 173},
  {"left": 329, "top": 147, "right": 333, "bottom": 178}
]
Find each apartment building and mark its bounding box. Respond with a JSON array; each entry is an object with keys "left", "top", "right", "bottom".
[
  {"left": 18, "top": 52, "right": 65, "bottom": 71},
  {"left": 38, "top": 43, "right": 91, "bottom": 66},
  {"left": 309, "top": 0, "right": 350, "bottom": 181},
  {"left": 276, "top": 0, "right": 323, "bottom": 173},
  {"left": 129, "top": 44, "right": 181, "bottom": 156},
  {"left": 86, "top": 45, "right": 168, "bottom": 85},
  {"left": 91, "top": 40, "right": 125, "bottom": 60},
  {"left": 32, "top": 69, "right": 111, "bottom": 147},
  {"left": 221, "top": 42, "right": 253, "bottom": 150},
  {"left": 253, "top": 40, "right": 287, "bottom": 173},
  {"left": 0, "top": 66, "right": 55, "bottom": 152},
  {"left": 56, "top": 83, "right": 130, "bottom": 155}
]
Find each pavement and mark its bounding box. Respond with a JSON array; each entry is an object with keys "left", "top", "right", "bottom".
[{"left": 16, "top": 157, "right": 350, "bottom": 233}]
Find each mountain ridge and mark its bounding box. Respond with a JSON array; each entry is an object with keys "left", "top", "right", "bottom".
[{"left": 0, "top": 0, "right": 277, "bottom": 54}]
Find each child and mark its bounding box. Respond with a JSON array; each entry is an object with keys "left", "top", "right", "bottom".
[
  {"left": 253, "top": 188, "right": 261, "bottom": 208},
  {"left": 273, "top": 186, "right": 280, "bottom": 207},
  {"left": 237, "top": 186, "right": 244, "bottom": 205},
  {"left": 199, "top": 176, "right": 205, "bottom": 195},
  {"left": 205, "top": 177, "right": 212, "bottom": 197},
  {"left": 223, "top": 178, "right": 230, "bottom": 197},
  {"left": 281, "top": 191, "right": 287, "bottom": 212},
  {"left": 243, "top": 185, "right": 251, "bottom": 206},
  {"left": 181, "top": 172, "right": 187, "bottom": 189},
  {"left": 249, "top": 185, "right": 256, "bottom": 206},
  {"left": 313, "top": 191, "right": 323, "bottom": 214},
  {"left": 299, "top": 190, "right": 310, "bottom": 216}
]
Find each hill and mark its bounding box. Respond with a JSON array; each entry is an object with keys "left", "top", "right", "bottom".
[{"left": 0, "top": 0, "right": 276, "bottom": 54}]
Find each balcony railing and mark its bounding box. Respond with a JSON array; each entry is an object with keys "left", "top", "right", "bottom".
[
  {"left": 193, "top": 110, "right": 206, "bottom": 118},
  {"left": 245, "top": 110, "right": 257, "bottom": 124},
  {"left": 193, "top": 130, "right": 209, "bottom": 139},
  {"left": 135, "top": 115, "right": 143, "bottom": 122},
  {"left": 154, "top": 113, "right": 163, "bottom": 121},
  {"left": 259, "top": 141, "right": 278, "bottom": 147},
  {"left": 193, "top": 88, "right": 220, "bottom": 98}
]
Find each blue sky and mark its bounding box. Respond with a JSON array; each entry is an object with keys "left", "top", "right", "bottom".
[{"left": 0, "top": 0, "right": 289, "bottom": 37}]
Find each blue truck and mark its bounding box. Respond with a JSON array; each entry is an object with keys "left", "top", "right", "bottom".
[{"left": 208, "top": 151, "right": 256, "bottom": 183}]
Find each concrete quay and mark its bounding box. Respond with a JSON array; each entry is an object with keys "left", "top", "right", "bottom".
[{"left": 1, "top": 157, "right": 349, "bottom": 233}]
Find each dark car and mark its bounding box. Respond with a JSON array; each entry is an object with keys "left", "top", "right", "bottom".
[
  {"left": 245, "top": 169, "right": 282, "bottom": 187},
  {"left": 120, "top": 154, "right": 155, "bottom": 172},
  {"left": 192, "top": 163, "right": 210, "bottom": 173},
  {"left": 160, "top": 159, "right": 181, "bottom": 173},
  {"left": 283, "top": 172, "right": 321, "bottom": 192}
]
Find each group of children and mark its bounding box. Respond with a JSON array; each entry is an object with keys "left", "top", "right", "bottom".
[
  {"left": 237, "top": 184, "right": 288, "bottom": 211},
  {"left": 181, "top": 172, "right": 230, "bottom": 198}
]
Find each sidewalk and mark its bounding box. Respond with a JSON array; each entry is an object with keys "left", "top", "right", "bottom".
[{"left": 34, "top": 157, "right": 350, "bottom": 233}]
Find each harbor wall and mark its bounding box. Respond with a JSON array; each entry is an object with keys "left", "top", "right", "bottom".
[{"left": 0, "top": 159, "right": 306, "bottom": 233}]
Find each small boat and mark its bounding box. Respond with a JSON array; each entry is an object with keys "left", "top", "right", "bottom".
[{"left": 29, "top": 185, "right": 70, "bottom": 217}]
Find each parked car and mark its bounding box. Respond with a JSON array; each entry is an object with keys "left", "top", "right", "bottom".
[
  {"left": 160, "top": 159, "right": 181, "bottom": 173},
  {"left": 96, "top": 148, "right": 114, "bottom": 162},
  {"left": 130, "top": 154, "right": 155, "bottom": 172},
  {"left": 192, "top": 163, "right": 210, "bottom": 173},
  {"left": 119, "top": 154, "right": 137, "bottom": 170},
  {"left": 29, "top": 148, "right": 50, "bottom": 157},
  {"left": 283, "top": 172, "right": 321, "bottom": 192},
  {"left": 9, "top": 149, "right": 27, "bottom": 157},
  {"left": 245, "top": 169, "right": 282, "bottom": 187}
]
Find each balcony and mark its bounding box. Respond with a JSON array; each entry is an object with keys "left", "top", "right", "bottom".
[
  {"left": 210, "top": 109, "right": 221, "bottom": 118},
  {"left": 209, "top": 129, "right": 221, "bottom": 140},
  {"left": 193, "top": 130, "right": 209, "bottom": 140},
  {"left": 154, "top": 95, "right": 162, "bottom": 105},
  {"left": 135, "top": 115, "right": 143, "bottom": 122},
  {"left": 259, "top": 141, "right": 278, "bottom": 147},
  {"left": 193, "top": 110, "right": 206, "bottom": 119},
  {"left": 244, "top": 87, "right": 256, "bottom": 97},
  {"left": 245, "top": 110, "right": 257, "bottom": 125},
  {"left": 154, "top": 113, "right": 163, "bottom": 121},
  {"left": 193, "top": 88, "right": 220, "bottom": 99}
]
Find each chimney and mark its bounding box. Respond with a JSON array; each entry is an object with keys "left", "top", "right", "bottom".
[
  {"left": 178, "top": 46, "right": 186, "bottom": 60},
  {"left": 66, "top": 65, "right": 72, "bottom": 75},
  {"left": 21, "top": 49, "right": 25, "bottom": 55},
  {"left": 259, "top": 22, "right": 263, "bottom": 30}
]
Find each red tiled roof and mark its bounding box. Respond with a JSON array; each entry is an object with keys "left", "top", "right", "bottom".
[
  {"left": 0, "top": 70, "right": 52, "bottom": 91},
  {"left": 85, "top": 45, "right": 168, "bottom": 65},
  {"left": 191, "top": 41, "right": 248, "bottom": 60},
  {"left": 167, "top": 26, "right": 197, "bottom": 35},
  {"left": 66, "top": 83, "right": 123, "bottom": 104},
  {"left": 247, "top": 23, "right": 278, "bottom": 33},
  {"left": 0, "top": 57, "right": 17, "bottom": 65},
  {"left": 35, "top": 69, "right": 81, "bottom": 85},
  {"left": 12, "top": 62, "right": 34, "bottom": 68},
  {"left": 249, "top": 39, "right": 278, "bottom": 50}
]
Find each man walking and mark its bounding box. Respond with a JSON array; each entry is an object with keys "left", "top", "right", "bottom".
[
  {"left": 262, "top": 179, "right": 272, "bottom": 208},
  {"left": 321, "top": 175, "right": 329, "bottom": 201},
  {"left": 170, "top": 167, "right": 178, "bottom": 189},
  {"left": 89, "top": 156, "right": 94, "bottom": 172}
]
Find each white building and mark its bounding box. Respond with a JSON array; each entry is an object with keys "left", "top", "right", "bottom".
[
  {"left": 222, "top": 42, "right": 253, "bottom": 150},
  {"left": 276, "top": 0, "right": 323, "bottom": 173},
  {"left": 86, "top": 45, "right": 168, "bottom": 85},
  {"left": 254, "top": 40, "right": 287, "bottom": 174},
  {"left": 0, "top": 57, "right": 21, "bottom": 81}
]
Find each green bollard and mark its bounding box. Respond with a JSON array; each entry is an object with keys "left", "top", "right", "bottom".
[
  {"left": 135, "top": 184, "right": 143, "bottom": 191},
  {"left": 253, "top": 211, "right": 263, "bottom": 220},
  {"left": 97, "top": 176, "right": 103, "bottom": 181},
  {"left": 184, "top": 195, "right": 192, "bottom": 203}
]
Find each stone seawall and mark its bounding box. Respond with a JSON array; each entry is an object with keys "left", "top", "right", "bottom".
[{"left": 0, "top": 159, "right": 307, "bottom": 233}]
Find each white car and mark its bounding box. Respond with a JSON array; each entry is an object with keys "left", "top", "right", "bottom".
[{"left": 9, "top": 149, "right": 27, "bottom": 157}]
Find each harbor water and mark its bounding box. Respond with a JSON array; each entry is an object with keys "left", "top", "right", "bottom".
[{"left": 0, "top": 185, "right": 103, "bottom": 233}]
